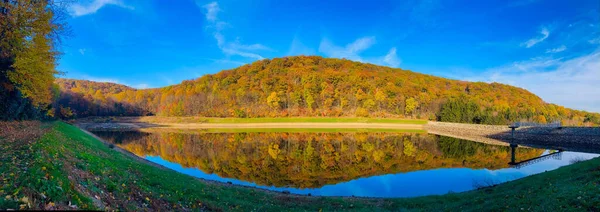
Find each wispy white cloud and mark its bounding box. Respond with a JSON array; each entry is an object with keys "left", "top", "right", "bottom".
[
  {"left": 478, "top": 57, "right": 562, "bottom": 75},
  {"left": 78, "top": 49, "right": 87, "bottom": 55},
  {"left": 286, "top": 36, "right": 316, "bottom": 56},
  {"left": 201, "top": 2, "right": 270, "bottom": 60},
  {"left": 229, "top": 42, "right": 273, "bottom": 52},
  {"left": 132, "top": 83, "right": 150, "bottom": 89},
  {"left": 69, "top": 0, "right": 133, "bottom": 17},
  {"left": 363, "top": 47, "right": 403, "bottom": 68},
  {"left": 221, "top": 48, "right": 264, "bottom": 60},
  {"left": 318, "top": 36, "right": 376, "bottom": 61},
  {"left": 77, "top": 75, "right": 155, "bottom": 89},
  {"left": 383, "top": 47, "right": 401, "bottom": 67},
  {"left": 473, "top": 50, "right": 600, "bottom": 113},
  {"left": 346, "top": 37, "right": 376, "bottom": 53},
  {"left": 159, "top": 74, "right": 175, "bottom": 85},
  {"left": 318, "top": 37, "right": 403, "bottom": 68},
  {"left": 521, "top": 27, "right": 550, "bottom": 48},
  {"left": 545, "top": 45, "right": 567, "bottom": 53},
  {"left": 202, "top": 1, "right": 220, "bottom": 22}
]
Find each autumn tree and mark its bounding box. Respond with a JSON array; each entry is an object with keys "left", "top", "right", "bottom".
[
  {"left": 0, "top": 0, "right": 67, "bottom": 120},
  {"left": 267, "top": 92, "right": 281, "bottom": 109},
  {"left": 405, "top": 98, "right": 418, "bottom": 116},
  {"left": 374, "top": 89, "right": 386, "bottom": 110},
  {"left": 53, "top": 56, "right": 600, "bottom": 126},
  {"left": 534, "top": 115, "right": 547, "bottom": 124}
]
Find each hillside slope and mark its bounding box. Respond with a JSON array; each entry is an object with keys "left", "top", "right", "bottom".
[{"left": 55, "top": 56, "right": 599, "bottom": 125}]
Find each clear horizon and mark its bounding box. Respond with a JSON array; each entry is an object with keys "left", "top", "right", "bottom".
[{"left": 58, "top": 0, "right": 599, "bottom": 112}]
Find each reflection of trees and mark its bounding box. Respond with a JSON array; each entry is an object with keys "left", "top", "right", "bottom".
[{"left": 93, "top": 131, "right": 545, "bottom": 188}]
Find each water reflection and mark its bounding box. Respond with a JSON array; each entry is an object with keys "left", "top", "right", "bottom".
[{"left": 92, "top": 130, "right": 598, "bottom": 197}]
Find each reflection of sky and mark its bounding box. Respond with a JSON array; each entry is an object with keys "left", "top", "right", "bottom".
[{"left": 145, "top": 151, "right": 599, "bottom": 198}]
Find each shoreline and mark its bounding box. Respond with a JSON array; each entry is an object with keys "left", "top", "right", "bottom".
[
  {"left": 74, "top": 123, "right": 592, "bottom": 201},
  {"left": 75, "top": 117, "right": 600, "bottom": 153},
  {"left": 6, "top": 121, "right": 600, "bottom": 210},
  {"left": 426, "top": 121, "right": 600, "bottom": 154},
  {"left": 76, "top": 126, "right": 330, "bottom": 200}
]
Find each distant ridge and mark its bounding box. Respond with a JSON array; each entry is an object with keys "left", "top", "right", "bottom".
[{"left": 55, "top": 56, "right": 600, "bottom": 125}]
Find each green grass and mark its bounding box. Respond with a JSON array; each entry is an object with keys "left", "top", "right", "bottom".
[
  {"left": 2, "top": 121, "right": 600, "bottom": 211},
  {"left": 144, "top": 128, "right": 426, "bottom": 133},
  {"left": 0, "top": 122, "right": 94, "bottom": 210},
  {"left": 200, "top": 117, "right": 428, "bottom": 124},
  {"left": 136, "top": 116, "right": 428, "bottom": 124}
]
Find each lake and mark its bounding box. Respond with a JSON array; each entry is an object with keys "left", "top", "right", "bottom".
[{"left": 92, "top": 130, "right": 599, "bottom": 198}]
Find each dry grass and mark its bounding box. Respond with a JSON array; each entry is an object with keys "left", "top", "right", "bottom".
[{"left": 0, "top": 121, "right": 46, "bottom": 144}]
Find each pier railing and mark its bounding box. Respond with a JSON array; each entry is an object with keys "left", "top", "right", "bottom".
[
  {"left": 509, "top": 121, "right": 561, "bottom": 128},
  {"left": 509, "top": 150, "right": 563, "bottom": 169}
]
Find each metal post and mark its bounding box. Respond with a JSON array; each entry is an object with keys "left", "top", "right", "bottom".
[
  {"left": 511, "top": 127, "right": 515, "bottom": 140},
  {"left": 508, "top": 123, "right": 519, "bottom": 166},
  {"left": 509, "top": 143, "right": 518, "bottom": 165}
]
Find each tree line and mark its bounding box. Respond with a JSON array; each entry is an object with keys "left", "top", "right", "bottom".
[
  {"left": 94, "top": 131, "right": 544, "bottom": 188},
  {"left": 1, "top": 1, "right": 597, "bottom": 126},
  {"left": 0, "top": 0, "right": 66, "bottom": 120},
  {"left": 1, "top": 2, "right": 597, "bottom": 126},
  {"left": 55, "top": 56, "right": 600, "bottom": 126}
]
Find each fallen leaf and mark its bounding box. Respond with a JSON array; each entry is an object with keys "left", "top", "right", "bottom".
[{"left": 45, "top": 202, "right": 55, "bottom": 210}]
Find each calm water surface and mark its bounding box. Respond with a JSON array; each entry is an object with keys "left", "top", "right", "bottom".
[{"left": 92, "top": 130, "right": 599, "bottom": 198}]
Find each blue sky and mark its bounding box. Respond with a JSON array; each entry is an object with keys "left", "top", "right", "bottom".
[{"left": 60, "top": 0, "right": 600, "bottom": 112}]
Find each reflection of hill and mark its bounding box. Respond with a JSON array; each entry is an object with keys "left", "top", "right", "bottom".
[{"left": 93, "top": 131, "right": 544, "bottom": 188}]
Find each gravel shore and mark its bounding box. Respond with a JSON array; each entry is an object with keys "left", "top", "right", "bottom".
[
  {"left": 76, "top": 119, "right": 600, "bottom": 153},
  {"left": 426, "top": 122, "right": 600, "bottom": 153}
]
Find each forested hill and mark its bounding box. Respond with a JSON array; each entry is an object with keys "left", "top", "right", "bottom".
[{"left": 55, "top": 56, "right": 600, "bottom": 125}]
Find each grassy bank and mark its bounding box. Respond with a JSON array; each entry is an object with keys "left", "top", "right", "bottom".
[
  {"left": 1, "top": 121, "right": 599, "bottom": 210},
  {"left": 86, "top": 116, "right": 429, "bottom": 125}
]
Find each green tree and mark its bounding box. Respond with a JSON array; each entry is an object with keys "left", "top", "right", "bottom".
[
  {"left": 438, "top": 97, "right": 481, "bottom": 123},
  {"left": 304, "top": 91, "right": 315, "bottom": 110},
  {"left": 405, "top": 98, "right": 418, "bottom": 115},
  {"left": 363, "top": 99, "right": 376, "bottom": 111},
  {"left": 403, "top": 139, "right": 416, "bottom": 157}
]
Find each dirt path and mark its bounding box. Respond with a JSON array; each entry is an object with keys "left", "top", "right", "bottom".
[
  {"left": 77, "top": 122, "right": 424, "bottom": 131},
  {"left": 153, "top": 122, "right": 423, "bottom": 129}
]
